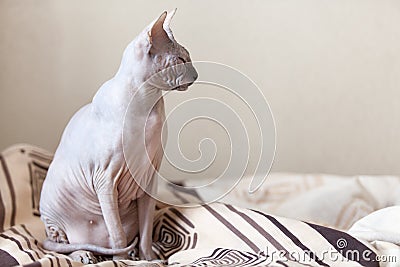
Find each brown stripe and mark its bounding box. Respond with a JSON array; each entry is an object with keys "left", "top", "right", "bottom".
[
  {"left": 31, "top": 160, "right": 49, "bottom": 170},
  {"left": 28, "top": 151, "right": 52, "bottom": 163},
  {"left": 162, "top": 215, "right": 189, "bottom": 235},
  {"left": 21, "top": 225, "right": 47, "bottom": 255},
  {"left": 10, "top": 227, "right": 41, "bottom": 259},
  {"left": 0, "top": 188, "right": 5, "bottom": 232},
  {"left": 183, "top": 236, "right": 192, "bottom": 251},
  {"left": 192, "top": 248, "right": 228, "bottom": 264},
  {"left": 276, "top": 260, "right": 289, "bottom": 267},
  {"left": 169, "top": 207, "right": 195, "bottom": 228},
  {"left": 0, "top": 155, "right": 16, "bottom": 226},
  {"left": 28, "top": 163, "right": 35, "bottom": 212},
  {"left": 307, "top": 222, "right": 379, "bottom": 267},
  {"left": 192, "top": 233, "right": 197, "bottom": 249},
  {"left": 49, "top": 257, "right": 54, "bottom": 267},
  {"left": 0, "top": 232, "right": 36, "bottom": 261},
  {"left": 42, "top": 253, "right": 60, "bottom": 267},
  {"left": 226, "top": 205, "right": 291, "bottom": 256},
  {"left": 202, "top": 204, "right": 260, "bottom": 252},
  {"left": 252, "top": 209, "right": 328, "bottom": 266},
  {"left": 65, "top": 257, "right": 73, "bottom": 267}
]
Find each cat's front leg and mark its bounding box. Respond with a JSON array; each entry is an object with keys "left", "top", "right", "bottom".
[
  {"left": 137, "top": 177, "right": 157, "bottom": 260},
  {"left": 98, "top": 189, "right": 128, "bottom": 260},
  {"left": 137, "top": 194, "right": 156, "bottom": 260}
]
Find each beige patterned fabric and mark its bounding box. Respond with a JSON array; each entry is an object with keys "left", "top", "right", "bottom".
[
  {"left": 0, "top": 144, "right": 398, "bottom": 266},
  {"left": 209, "top": 173, "right": 400, "bottom": 230}
]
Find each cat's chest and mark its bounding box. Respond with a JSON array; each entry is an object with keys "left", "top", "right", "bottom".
[
  {"left": 144, "top": 108, "right": 165, "bottom": 153},
  {"left": 116, "top": 108, "right": 165, "bottom": 202}
]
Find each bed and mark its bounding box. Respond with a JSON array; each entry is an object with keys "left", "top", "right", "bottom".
[{"left": 0, "top": 144, "right": 399, "bottom": 266}]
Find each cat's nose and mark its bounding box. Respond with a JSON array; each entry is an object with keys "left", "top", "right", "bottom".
[
  {"left": 187, "top": 71, "right": 198, "bottom": 87},
  {"left": 191, "top": 69, "right": 198, "bottom": 82}
]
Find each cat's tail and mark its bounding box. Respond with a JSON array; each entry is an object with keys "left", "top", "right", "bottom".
[{"left": 42, "top": 238, "right": 137, "bottom": 255}]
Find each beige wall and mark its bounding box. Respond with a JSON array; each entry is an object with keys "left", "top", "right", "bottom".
[{"left": 1, "top": 0, "right": 400, "bottom": 175}]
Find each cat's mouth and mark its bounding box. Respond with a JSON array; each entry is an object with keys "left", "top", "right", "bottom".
[
  {"left": 173, "top": 81, "right": 194, "bottom": 91},
  {"left": 175, "top": 86, "right": 188, "bottom": 91}
]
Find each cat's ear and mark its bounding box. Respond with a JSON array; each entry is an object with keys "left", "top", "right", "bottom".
[
  {"left": 163, "top": 9, "right": 177, "bottom": 42},
  {"left": 148, "top": 11, "right": 172, "bottom": 55}
]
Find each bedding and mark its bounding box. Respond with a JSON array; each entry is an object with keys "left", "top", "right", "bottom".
[{"left": 0, "top": 144, "right": 399, "bottom": 266}]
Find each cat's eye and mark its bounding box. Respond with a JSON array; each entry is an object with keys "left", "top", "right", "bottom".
[{"left": 178, "top": 57, "right": 186, "bottom": 63}]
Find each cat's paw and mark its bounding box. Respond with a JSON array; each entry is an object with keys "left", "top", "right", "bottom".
[
  {"left": 128, "top": 248, "right": 139, "bottom": 260},
  {"left": 69, "top": 250, "right": 98, "bottom": 264},
  {"left": 139, "top": 249, "right": 157, "bottom": 261}
]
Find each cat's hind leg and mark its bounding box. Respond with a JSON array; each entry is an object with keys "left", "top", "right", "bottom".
[
  {"left": 42, "top": 217, "right": 98, "bottom": 263},
  {"left": 43, "top": 217, "right": 69, "bottom": 244}
]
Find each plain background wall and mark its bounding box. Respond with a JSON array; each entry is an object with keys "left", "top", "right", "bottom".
[{"left": 1, "top": 0, "right": 400, "bottom": 176}]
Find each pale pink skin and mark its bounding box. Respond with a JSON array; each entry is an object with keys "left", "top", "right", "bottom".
[{"left": 39, "top": 10, "right": 197, "bottom": 261}]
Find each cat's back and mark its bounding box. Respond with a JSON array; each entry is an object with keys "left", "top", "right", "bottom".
[
  {"left": 52, "top": 103, "right": 99, "bottom": 162},
  {"left": 40, "top": 101, "right": 120, "bottom": 216}
]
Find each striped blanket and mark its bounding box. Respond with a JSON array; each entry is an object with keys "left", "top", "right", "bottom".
[{"left": 0, "top": 144, "right": 398, "bottom": 266}]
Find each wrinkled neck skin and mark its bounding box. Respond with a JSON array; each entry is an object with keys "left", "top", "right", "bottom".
[{"left": 92, "top": 37, "right": 164, "bottom": 124}]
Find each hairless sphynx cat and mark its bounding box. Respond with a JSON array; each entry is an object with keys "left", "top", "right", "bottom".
[{"left": 39, "top": 10, "right": 197, "bottom": 263}]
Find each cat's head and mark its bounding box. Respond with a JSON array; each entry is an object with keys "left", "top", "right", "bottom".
[{"left": 120, "top": 10, "right": 198, "bottom": 91}]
